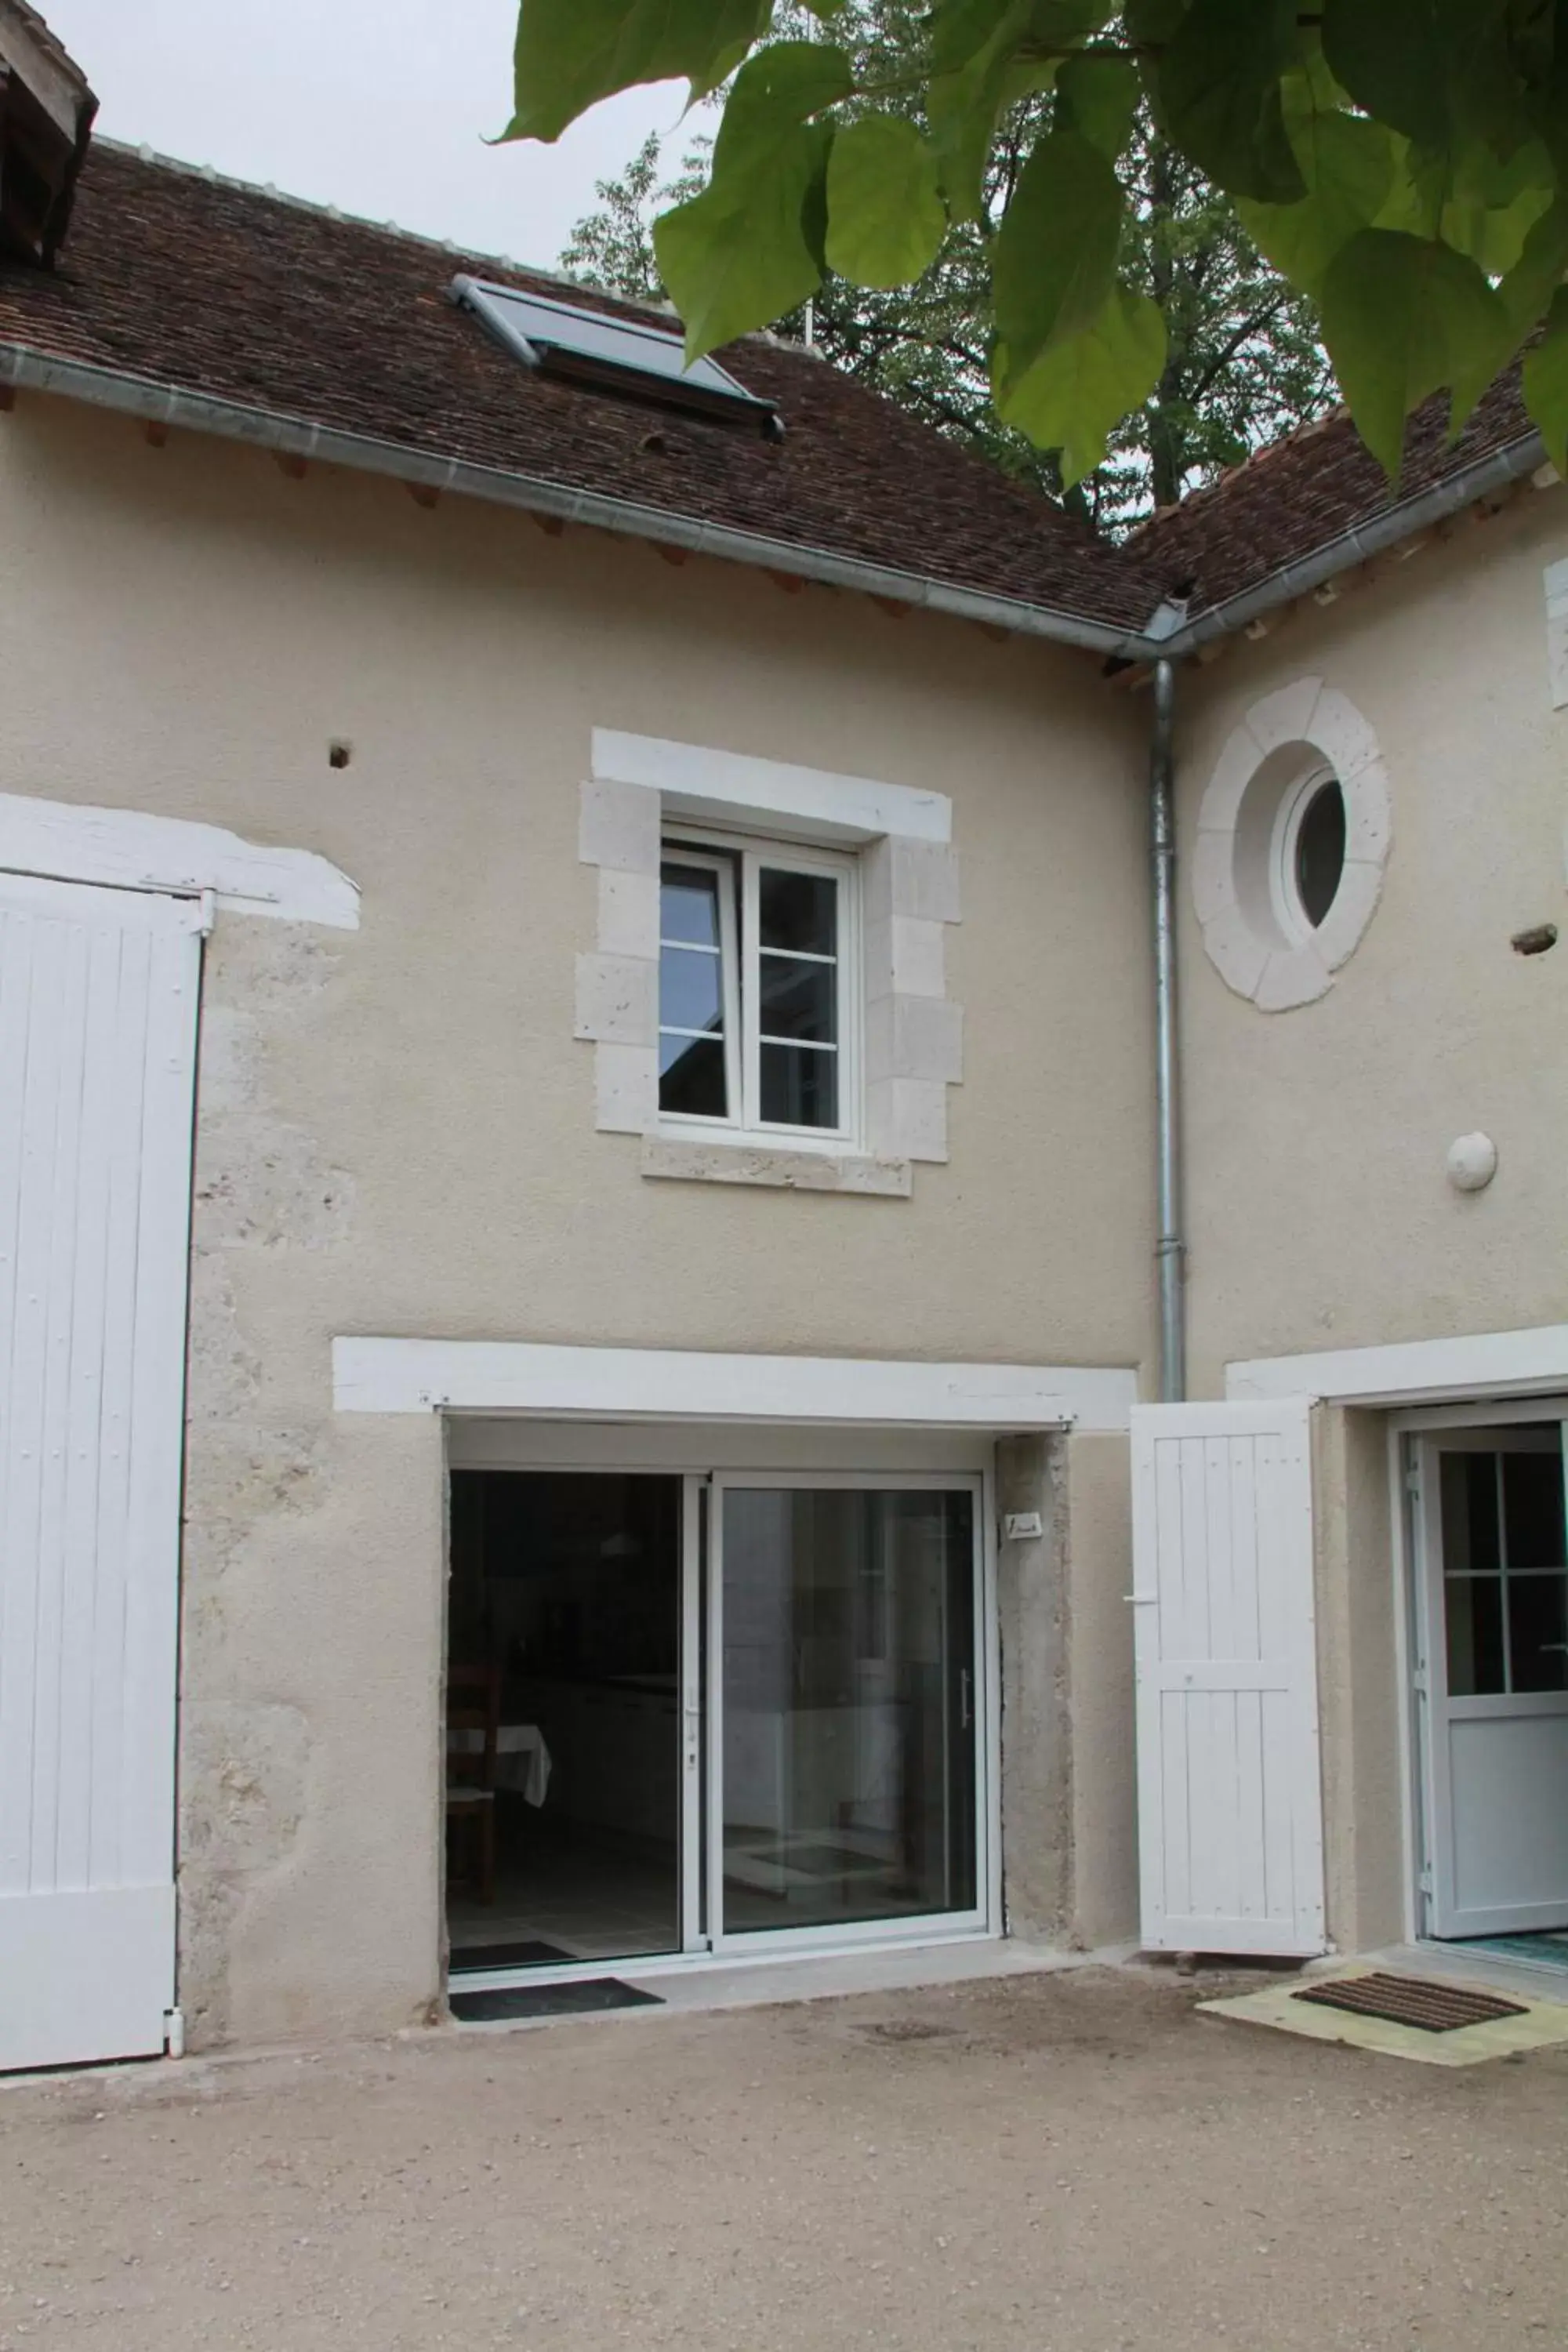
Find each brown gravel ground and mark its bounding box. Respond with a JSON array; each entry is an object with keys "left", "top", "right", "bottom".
[{"left": 0, "top": 1963, "right": 1564, "bottom": 2351}]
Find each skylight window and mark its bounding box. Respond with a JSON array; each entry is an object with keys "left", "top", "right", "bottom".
[{"left": 450, "top": 276, "right": 784, "bottom": 440}]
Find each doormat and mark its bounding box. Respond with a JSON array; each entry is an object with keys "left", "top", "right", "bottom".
[
  {"left": 1201, "top": 1966, "right": 1568, "bottom": 2067},
  {"left": 450, "top": 1979, "right": 664, "bottom": 2024},
  {"left": 450, "top": 1939, "right": 573, "bottom": 1972},
  {"left": 1292, "top": 1972, "right": 1525, "bottom": 2031}
]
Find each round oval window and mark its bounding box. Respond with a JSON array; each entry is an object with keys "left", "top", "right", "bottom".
[{"left": 1291, "top": 776, "right": 1346, "bottom": 930}]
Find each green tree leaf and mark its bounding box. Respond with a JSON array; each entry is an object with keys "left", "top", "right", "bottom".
[
  {"left": 930, "top": 0, "right": 1026, "bottom": 70},
  {"left": 1323, "top": 0, "right": 1534, "bottom": 158},
  {"left": 1523, "top": 281, "right": 1568, "bottom": 476},
  {"left": 1318, "top": 226, "right": 1515, "bottom": 474},
  {"left": 506, "top": 0, "right": 773, "bottom": 142},
  {"left": 1237, "top": 100, "right": 1396, "bottom": 289},
  {"left": 1123, "top": 0, "right": 1189, "bottom": 37},
  {"left": 925, "top": 0, "right": 1116, "bottom": 219},
  {"left": 1155, "top": 0, "right": 1305, "bottom": 202},
  {"left": 655, "top": 119, "right": 833, "bottom": 357},
  {"left": 993, "top": 129, "right": 1124, "bottom": 390},
  {"left": 1054, "top": 53, "right": 1140, "bottom": 162},
  {"left": 1439, "top": 138, "right": 1555, "bottom": 276},
  {"left": 1320, "top": 0, "right": 1454, "bottom": 147},
  {"left": 1499, "top": 191, "right": 1568, "bottom": 333},
  {"left": 713, "top": 40, "right": 853, "bottom": 174},
  {"left": 826, "top": 115, "right": 948, "bottom": 286},
  {"left": 927, "top": 0, "right": 1036, "bottom": 220},
  {"left": 996, "top": 285, "right": 1167, "bottom": 483},
  {"left": 928, "top": 0, "right": 1110, "bottom": 71},
  {"left": 1028, "top": 0, "right": 1120, "bottom": 39}
]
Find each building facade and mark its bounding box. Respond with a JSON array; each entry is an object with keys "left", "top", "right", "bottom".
[{"left": 0, "top": 60, "right": 1564, "bottom": 2067}]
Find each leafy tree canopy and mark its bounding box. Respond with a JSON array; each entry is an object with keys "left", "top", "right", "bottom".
[{"left": 506, "top": 0, "right": 1568, "bottom": 484}]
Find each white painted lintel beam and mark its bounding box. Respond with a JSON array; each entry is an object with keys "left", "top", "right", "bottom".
[
  {"left": 591, "top": 730, "right": 952, "bottom": 846},
  {"left": 333, "top": 1337, "right": 1138, "bottom": 1432},
  {"left": 1227, "top": 1321, "right": 1568, "bottom": 1406},
  {"left": 0, "top": 790, "right": 360, "bottom": 928}
]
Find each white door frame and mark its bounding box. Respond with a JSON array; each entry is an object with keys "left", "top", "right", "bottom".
[
  {"left": 679, "top": 1473, "right": 706, "bottom": 1955},
  {"left": 1388, "top": 1397, "right": 1568, "bottom": 1943},
  {"left": 444, "top": 1449, "right": 1000, "bottom": 1994},
  {"left": 1396, "top": 1404, "right": 1568, "bottom": 1940}
]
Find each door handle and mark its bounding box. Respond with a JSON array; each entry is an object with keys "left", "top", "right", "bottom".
[{"left": 959, "top": 1668, "right": 972, "bottom": 1731}]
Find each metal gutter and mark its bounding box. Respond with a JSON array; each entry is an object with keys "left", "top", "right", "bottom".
[
  {"left": 0, "top": 341, "right": 1143, "bottom": 659},
  {"left": 1154, "top": 428, "right": 1548, "bottom": 659},
  {"left": 0, "top": 343, "right": 1545, "bottom": 666},
  {"left": 1149, "top": 658, "right": 1185, "bottom": 1403}
]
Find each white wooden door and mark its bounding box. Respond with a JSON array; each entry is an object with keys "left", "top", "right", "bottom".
[
  {"left": 1131, "top": 1399, "right": 1326, "bottom": 1956},
  {"left": 0, "top": 872, "right": 201, "bottom": 2071},
  {"left": 1418, "top": 1428, "right": 1568, "bottom": 1939}
]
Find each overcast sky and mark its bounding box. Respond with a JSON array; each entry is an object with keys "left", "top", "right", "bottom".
[{"left": 45, "top": 1, "right": 684, "bottom": 269}]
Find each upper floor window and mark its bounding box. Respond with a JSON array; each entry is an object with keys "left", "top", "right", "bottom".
[{"left": 658, "top": 833, "right": 855, "bottom": 1143}]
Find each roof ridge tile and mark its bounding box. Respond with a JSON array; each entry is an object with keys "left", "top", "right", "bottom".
[{"left": 91, "top": 133, "right": 689, "bottom": 332}]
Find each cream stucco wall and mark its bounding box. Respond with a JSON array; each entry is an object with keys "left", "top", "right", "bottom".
[
  {"left": 1311, "top": 1406, "right": 1406, "bottom": 1953},
  {"left": 1064, "top": 1431, "right": 1139, "bottom": 1949},
  {"left": 0, "top": 398, "right": 1159, "bottom": 2043},
  {"left": 1177, "top": 485, "right": 1568, "bottom": 1396}
]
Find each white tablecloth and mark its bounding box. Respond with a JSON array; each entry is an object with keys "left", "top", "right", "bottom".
[{"left": 449, "top": 1722, "right": 552, "bottom": 1808}]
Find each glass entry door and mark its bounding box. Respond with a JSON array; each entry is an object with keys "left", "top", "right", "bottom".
[
  {"left": 708, "top": 1477, "right": 985, "bottom": 1950},
  {"left": 1417, "top": 1426, "right": 1568, "bottom": 1939}
]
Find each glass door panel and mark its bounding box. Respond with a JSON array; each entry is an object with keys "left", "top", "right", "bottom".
[
  {"left": 445, "top": 1470, "right": 684, "bottom": 1973},
  {"left": 1421, "top": 1427, "right": 1568, "bottom": 1939},
  {"left": 716, "top": 1484, "right": 979, "bottom": 1939}
]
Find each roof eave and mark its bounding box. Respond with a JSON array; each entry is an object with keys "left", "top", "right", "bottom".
[
  {"left": 0, "top": 340, "right": 1145, "bottom": 658},
  {"left": 1148, "top": 428, "right": 1548, "bottom": 659}
]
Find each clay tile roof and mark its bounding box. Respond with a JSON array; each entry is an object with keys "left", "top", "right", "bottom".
[
  {"left": 0, "top": 140, "right": 1543, "bottom": 648},
  {"left": 1131, "top": 368, "right": 1537, "bottom": 619},
  {"left": 0, "top": 141, "right": 1159, "bottom": 634}
]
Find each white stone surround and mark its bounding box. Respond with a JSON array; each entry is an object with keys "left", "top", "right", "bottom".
[
  {"left": 1192, "top": 677, "right": 1391, "bottom": 1012},
  {"left": 575, "top": 731, "right": 964, "bottom": 1189}
]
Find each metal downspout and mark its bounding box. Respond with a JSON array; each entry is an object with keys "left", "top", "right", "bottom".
[{"left": 1150, "top": 656, "right": 1185, "bottom": 1402}]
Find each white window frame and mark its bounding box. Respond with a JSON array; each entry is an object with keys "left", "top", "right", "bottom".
[
  {"left": 659, "top": 824, "right": 862, "bottom": 1152},
  {"left": 657, "top": 844, "right": 742, "bottom": 1130},
  {"left": 1269, "top": 760, "right": 1342, "bottom": 947}
]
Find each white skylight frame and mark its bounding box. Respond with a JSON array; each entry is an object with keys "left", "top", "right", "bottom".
[{"left": 450, "top": 275, "right": 783, "bottom": 437}]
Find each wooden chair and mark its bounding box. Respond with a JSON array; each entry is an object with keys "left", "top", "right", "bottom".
[{"left": 446, "top": 1661, "right": 502, "bottom": 1905}]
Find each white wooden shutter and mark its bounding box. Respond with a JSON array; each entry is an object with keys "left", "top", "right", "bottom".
[
  {"left": 1131, "top": 1399, "right": 1326, "bottom": 1957},
  {"left": 0, "top": 872, "right": 202, "bottom": 2071}
]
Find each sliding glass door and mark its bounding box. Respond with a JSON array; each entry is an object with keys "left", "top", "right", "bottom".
[
  {"left": 709, "top": 1476, "right": 985, "bottom": 1950},
  {"left": 444, "top": 1461, "right": 990, "bottom": 1986}
]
